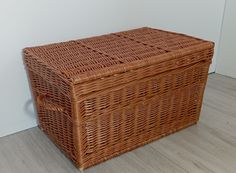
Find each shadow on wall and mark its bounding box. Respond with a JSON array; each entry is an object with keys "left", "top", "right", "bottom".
[{"left": 23, "top": 99, "right": 36, "bottom": 119}]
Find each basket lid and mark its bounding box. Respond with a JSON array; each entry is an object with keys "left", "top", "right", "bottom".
[{"left": 24, "top": 27, "right": 214, "bottom": 84}]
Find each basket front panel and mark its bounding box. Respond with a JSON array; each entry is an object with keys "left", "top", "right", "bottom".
[
  {"left": 77, "top": 61, "right": 210, "bottom": 168},
  {"left": 78, "top": 61, "right": 209, "bottom": 121}
]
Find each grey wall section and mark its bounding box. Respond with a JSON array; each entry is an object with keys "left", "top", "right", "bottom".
[
  {"left": 0, "top": 0, "right": 225, "bottom": 137},
  {"left": 217, "top": 0, "right": 236, "bottom": 78}
]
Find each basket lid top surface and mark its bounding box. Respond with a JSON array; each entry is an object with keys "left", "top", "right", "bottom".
[{"left": 24, "top": 27, "right": 214, "bottom": 84}]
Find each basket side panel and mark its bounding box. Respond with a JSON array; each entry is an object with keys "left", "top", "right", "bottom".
[
  {"left": 24, "top": 52, "right": 71, "bottom": 97},
  {"left": 27, "top": 70, "right": 78, "bottom": 164}
]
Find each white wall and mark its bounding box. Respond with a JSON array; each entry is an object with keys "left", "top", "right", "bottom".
[
  {"left": 216, "top": 0, "right": 236, "bottom": 78},
  {"left": 0, "top": 0, "right": 225, "bottom": 137}
]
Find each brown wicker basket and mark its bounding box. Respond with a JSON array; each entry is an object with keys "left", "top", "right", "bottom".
[{"left": 24, "top": 27, "right": 214, "bottom": 169}]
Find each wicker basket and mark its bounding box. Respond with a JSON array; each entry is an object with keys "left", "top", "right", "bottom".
[{"left": 24, "top": 27, "right": 214, "bottom": 169}]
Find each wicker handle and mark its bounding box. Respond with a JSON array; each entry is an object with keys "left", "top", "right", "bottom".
[{"left": 37, "top": 94, "right": 66, "bottom": 113}]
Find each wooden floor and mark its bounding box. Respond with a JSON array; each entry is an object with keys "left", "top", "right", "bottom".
[{"left": 1, "top": 73, "right": 236, "bottom": 173}]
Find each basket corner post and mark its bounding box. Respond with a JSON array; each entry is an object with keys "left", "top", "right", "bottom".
[{"left": 71, "top": 86, "right": 85, "bottom": 170}]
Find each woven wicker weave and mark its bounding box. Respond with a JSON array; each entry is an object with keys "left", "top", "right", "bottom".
[{"left": 24, "top": 27, "right": 214, "bottom": 169}]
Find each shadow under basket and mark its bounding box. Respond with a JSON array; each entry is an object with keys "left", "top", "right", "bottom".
[{"left": 24, "top": 27, "right": 214, "bottom": 170}]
